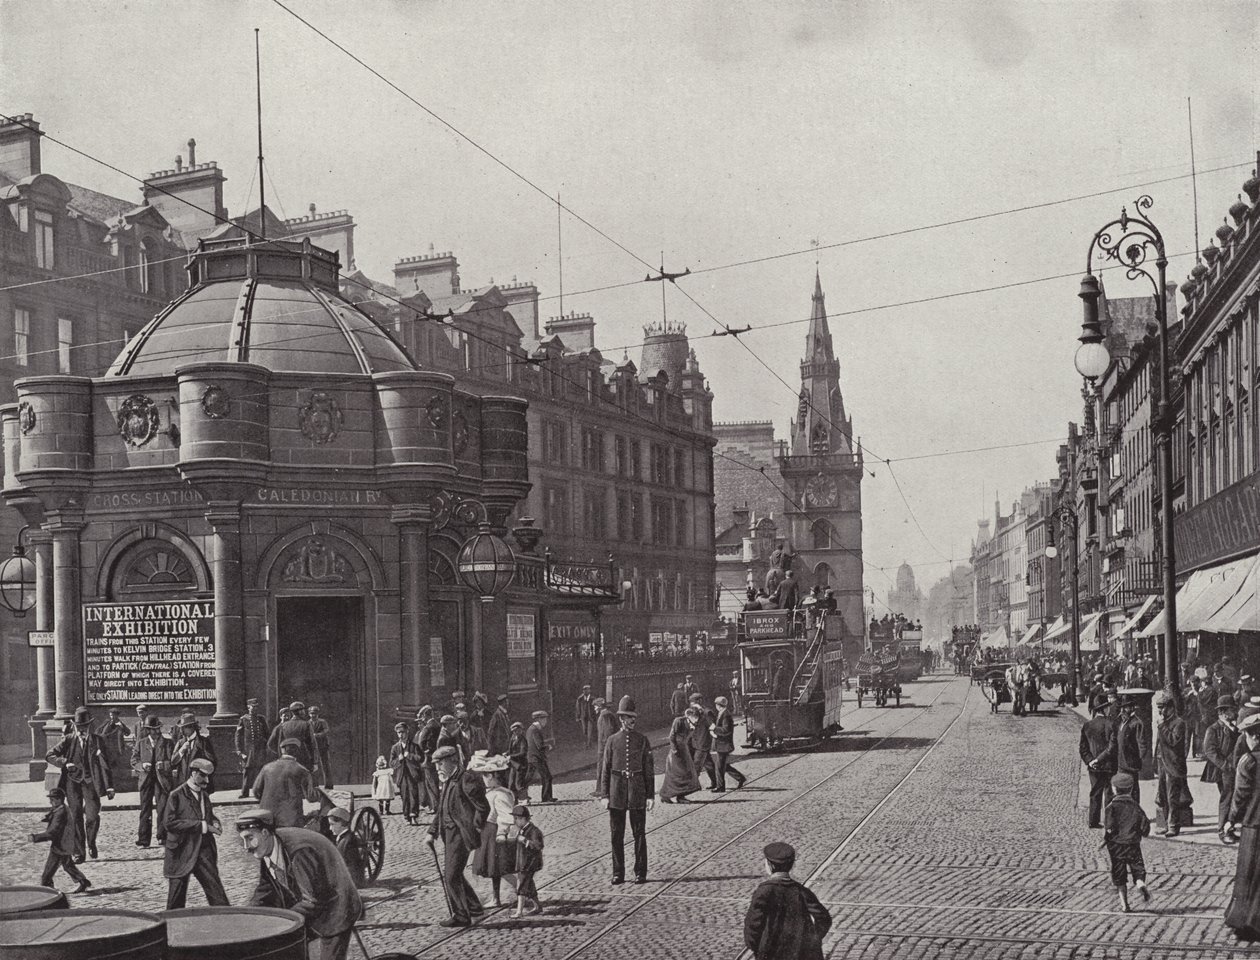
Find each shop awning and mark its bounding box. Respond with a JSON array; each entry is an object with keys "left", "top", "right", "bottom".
[
  {"left": 982, "top": 625, "right": 1009, "bottom": 648},
  {"left": 1043, "top": 616, "right": 1068, "bottom": 641},
  {"left": 1019, "top": 624, "right": 1041, "bottom": 645},
  {"left": 1138, "top": 568, "right": 1213, "bottom": 638},
  {"left": 1202, "top": 555, "right": 1260, "bottom": 634},
  {"left": 1110, "top": 595, "right": 1158, "bottom": 640},
  {"left": 1078, "top": 612, "right": 1104, "bottom": 651}
]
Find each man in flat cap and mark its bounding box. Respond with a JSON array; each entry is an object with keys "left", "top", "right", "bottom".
[
  {"left": 172, "top": 712, "right": 218, "bottom": 792},
  {"left": 1203, "top": 693, "right": 1241, "bottom": 843},
  {"left": 131, "top": 714, "right": 173, "bottom": 847},
  {"left": 309, "top": 705, "right": 334, "bottom": 789},
  {"left": 415, "top": 706, "right": 442, "bottom": 814},
  {"left": 235, "top": 697, "right": 271, "bottom": 799},
  {"left": 525, "top": 710, "right": 554, "bottom": 803},
  {"left": 575, "top": 684, "right": 595, "bottom": 747},
  {"left": 487, "top": 694, "right": 512, "bottom": 756},
  {"left": 269, "top": 701, "right": 321, "bottom": 779},
  {"left": 743, "top": 841, "right": 832, "bottom": 960},
  {"left": 437, "top": 712, "right": 471, "bottom": 771},
  {"left": 426, "top": 744, "right": 488, "bottom": 926},
  {"left": 164, "top": 757, "right": 229, "bottom": 909},
  {"left": 597, "top": 696, "right": 654, "bottom": 885},
  {"left": 46, "top": 706, "right": 115, "bottom": 862},
  {"left": 253, "top": 738, "right": 320, "bottom": 828},
  {"left": 238, "top": 808, "right": 364, "bottom": 960}
]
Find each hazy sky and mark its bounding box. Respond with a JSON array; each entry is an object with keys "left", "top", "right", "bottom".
[{"left": 3, "top": 1, "right": 1257, "bottom": 595}]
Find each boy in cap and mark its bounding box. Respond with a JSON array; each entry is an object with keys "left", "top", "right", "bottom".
[
  {"left": 743, "top": 841, "right": 831, "bottom": 959},
  {"left": 328, "top": 806, "right": 366, "bottom": 888},
  {"left": 1104, "top": 771, "right": 1152, "bottom": 912},
  {"left": 525, "top": 710, "right": 554, "bottom": 803},
  {"left": 510, "top": 803, "right": 544, "bottom": 917},
  {"left": 31, "top": 786, "right": 90, "bottom": 893},
  {"left": 164, "top": 758, "right": 229, "bottom": 909}
]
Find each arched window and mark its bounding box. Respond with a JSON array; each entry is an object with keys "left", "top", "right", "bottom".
[
  {"left": 811, "top": 519, "right": 832, "bottom": 550},
  {"left": 813, "top": 562, "right": 832, "bottom": 588},
  {"left": 138, "top": 239, "right": 152, "bottom": 293}
]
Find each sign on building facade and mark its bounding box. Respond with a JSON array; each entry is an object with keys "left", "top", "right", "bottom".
[
  {"left": 507, "top": 612, "right": 537, "bottom": 687},
  {"left": 82, "top": 601, "right": 216, "bottom": 704}
]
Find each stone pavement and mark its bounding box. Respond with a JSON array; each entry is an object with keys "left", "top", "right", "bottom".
[{"left": 0, "top": 674, "right": 1252, "bottom": 958}]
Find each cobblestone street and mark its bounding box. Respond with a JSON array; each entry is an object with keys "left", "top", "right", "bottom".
[{"left": 2, "top": 675, "right": 1252, "bottom": 958}]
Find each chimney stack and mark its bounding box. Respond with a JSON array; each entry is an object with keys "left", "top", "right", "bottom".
[
  {"left": 0, "top": 113, "right": 43, "bottom": 180},
  {"left": 187, "top": 138, "right": 196, "bottom": 167}
]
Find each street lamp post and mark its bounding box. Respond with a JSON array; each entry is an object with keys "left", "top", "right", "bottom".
[
  {"left": 1079, "top": 196, "right": 1179, "bottom": 704},
  {"left": 1044, "top": 506, "right": 1081, "bottom": 705}
]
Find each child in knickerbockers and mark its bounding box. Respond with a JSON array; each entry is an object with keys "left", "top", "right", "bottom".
[
  {"left": 510, "top": 803, "right": 544, "bottom": 917},
  {"left": 1105, "top": 771, "right": 1152, "bottom": 912}
]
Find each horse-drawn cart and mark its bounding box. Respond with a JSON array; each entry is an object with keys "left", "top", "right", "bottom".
[{"left": 855, "top": 650, "right": 902, "bottom": 707}]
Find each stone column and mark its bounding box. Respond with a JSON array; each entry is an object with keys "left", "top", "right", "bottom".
[
  {"left": 31, "top": 530, "right": 55, "bottom": 718},
  {"left": 48, "top": 515, "right": 84, "bottom": 718},
  {"left": 206, "top": 502, "right": 244, "bottom": 722},
  {"left": 393, "top": 508, "right": 432, "bottom": 701}
]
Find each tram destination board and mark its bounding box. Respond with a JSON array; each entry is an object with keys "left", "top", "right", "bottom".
[{"left": 82, "top": 600, "right": 217, "bottom": 704}]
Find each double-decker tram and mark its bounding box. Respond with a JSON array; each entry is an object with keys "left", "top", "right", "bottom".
[
  {"left": 869, "top": 614, "right": 926, "bottom": 683},
  {"left": 737, "top": 608, "right": 846, "bottom": 749}
]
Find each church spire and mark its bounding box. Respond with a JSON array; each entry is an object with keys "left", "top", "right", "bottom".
[{"left": 791, "top": 272, "right": 851, "bottom": 457}]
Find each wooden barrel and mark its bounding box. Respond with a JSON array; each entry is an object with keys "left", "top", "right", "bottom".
[
  {"left": 0, "top": 887, "right": 69, "bottom": 916},
  {"left": 162, "top": 907, "right": 306, "bottom": 960},
  {"left": 0, "top": 909, "right": 165, "bottom": 960}
]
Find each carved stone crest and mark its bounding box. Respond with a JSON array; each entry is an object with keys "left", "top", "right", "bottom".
[
  {"left": 425, "top": 395, "right": 447, "bottom": 429},
  {"left": 117, "top": 394, "right": 160, "bottom": 447},
  {"left": 17, "top": 401, "right": 35, "bottom": 435},
  {"left": 282, "top": 537, "right": 351, "bottom": 583},
  {"left": 201, "top": 384, "right": 230, "bottom": 419},
  {"left": 299, "top": 392, "right": 342, "bottom": 444}
]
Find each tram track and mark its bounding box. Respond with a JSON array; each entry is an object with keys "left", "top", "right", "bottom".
[
  {"left": 836, "top": 927, "right": 1260, "bottom": 956},
  {"left": 372, "top": 677, "right": 960, "bottom": 956},
  {"left": 361, "top": 679, "right": 940, "bottom": 916}
]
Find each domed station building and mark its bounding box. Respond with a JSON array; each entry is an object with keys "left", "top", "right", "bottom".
[{"left": 1, "top": 234, "right": 573, "bottom": 782}]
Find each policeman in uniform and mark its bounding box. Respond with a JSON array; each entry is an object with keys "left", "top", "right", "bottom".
[
  {"left": 235, "top": 698, "right": 271, "bottom": 799},
  {"left": 597, "top": 695, "right": 655, "bottom": 885}
]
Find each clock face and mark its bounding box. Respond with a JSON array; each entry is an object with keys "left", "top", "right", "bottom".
[{"left": 804, "top": 475, "right": 838, "bottom": 508}]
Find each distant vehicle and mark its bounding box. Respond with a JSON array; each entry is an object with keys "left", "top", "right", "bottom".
[
  {"left": 855, "top": 648, "right": 902, "bottom": 707},
  {"left": 869, "top": 615, "right": 926, "bottom": 683},
  {"left": 736, "top": 608, "right": 846, "bottom": 750}
]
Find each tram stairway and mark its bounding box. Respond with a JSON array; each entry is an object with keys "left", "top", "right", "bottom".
[{"left": 789, "top": 619, "right": 828, "bottom": 706}]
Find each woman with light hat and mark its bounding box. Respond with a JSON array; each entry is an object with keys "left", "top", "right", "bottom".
[
  {"left": 470, "top": 751, "right": 517, "bottom": 906},
  {"left": 1224, "top": 713, "right": 1260, "bottom": 941}
]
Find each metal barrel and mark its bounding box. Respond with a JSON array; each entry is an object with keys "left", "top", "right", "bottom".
[
  {"left": 0, "top": 887, "right": 69, "bottom": 916},
  {"left": 0, "top": 908, "right": 166, "bottom": 960},
  {"left": 162, "top": 906, "right": 306, "bottom": 960}
]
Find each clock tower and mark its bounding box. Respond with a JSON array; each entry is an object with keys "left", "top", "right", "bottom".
[{"left": 779, "top": 272, "right": 864, "bottom": 648}]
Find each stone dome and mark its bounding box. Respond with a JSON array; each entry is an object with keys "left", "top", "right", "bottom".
[{"left": 109, "top": 237, "right": 415, "bottom": 377}]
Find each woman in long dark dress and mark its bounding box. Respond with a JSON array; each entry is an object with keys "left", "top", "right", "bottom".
[
  {"left": 660, "top": 707, "right": 702, "bottom": 803},
  {"left": 1225, "top": 717, "right": 1260, "bottom": 941},
  {"left": 471, "top": 752, "right": 517, "bottom": 907}
]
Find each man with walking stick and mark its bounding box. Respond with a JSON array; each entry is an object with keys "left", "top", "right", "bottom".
[{"left": 426, "top": 744, "right": 488, "bottom": 926}]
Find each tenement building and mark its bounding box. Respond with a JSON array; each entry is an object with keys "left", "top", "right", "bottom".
[
  {"left": 1148, "top": 158, "right": 1260, "bottom": 670},
  {"left": 385, "top": 249, "right": 718, "bottom": 656},
  {"left": 0, "top": 234, "right": 575, "bottom": 784}
]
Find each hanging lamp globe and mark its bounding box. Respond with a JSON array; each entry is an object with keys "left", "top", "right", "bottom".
[
  {"left": 456, "top": 521, "right": 517, "bottom": 601},
  {"left": 0, "top": 544, "right": 36, "bottom": 617}
]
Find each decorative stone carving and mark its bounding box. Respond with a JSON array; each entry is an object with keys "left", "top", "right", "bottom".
[
  {"left": 299, "top": 391, "right": 342, "bottom": 444},
  {"left": 425, "top": 395, "right": 447, "bottom": 429},
  {"left": 17, "top": 401, "right": 35, "bottom": 435},
  {"left": 281, "top": 537, "right": 351, "bottom": 583},
  {"left": 117, "top": 394, "right": 160, "bottom": 447},
  {"left": 452, "top": 410, "right": 469, "bottom": 455},
  {"left": 201, "top": 384, "right": 230, "bottom": 419}
]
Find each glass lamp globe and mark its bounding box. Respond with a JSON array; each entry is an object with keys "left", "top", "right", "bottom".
[
  {"left": 1044, "top": 545, "right": 1059, "bottom": 560},
  {"left": 1074, "top": 340, "right": 1111, "bottom": 380}
]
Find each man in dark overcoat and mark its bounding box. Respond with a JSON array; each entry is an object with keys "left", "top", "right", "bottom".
[
  {"left": 594, "top": 698, "right": 618, "bottom": 762},
  {"left": 253, "top": 738, "right": 320, "bottom": 828},
  {"left": 597, "top": 695, "right": 655, "bottom": 885},
  {"left": 235, "top": 697, "right": 271, "bottom": 799},
  {"left": 1196, "top": 678, "right": 1220, "bottom": 758},
  {"left": 268, "top": 700, "right": 321, "bottom": 778},
  {"left": 45, "top": 706, "right": 115, "bottom": 861},
  {"left": 1203, "top": 694, "right": 1240, "bottom": 842},
  {"left": 163, "top": 758, "right": 229, "bottom": 909},
  {"left": 172, "top": 712, "right": 218, "bottom": 791},
  {"left": 525, "top": 710, "right": 554, "bottom": 803},
  {"left": 132, "top": 714, "right": 173, "bottom": 847},
  {"left": 416, "top": 706, "right": 441, "bottom": 812},
  {"left": 575, "top": 684, "right": 595, "bottom": 746},
  {"left": 309, "top": 705, "right": 334, "bottom": 789},
  {"left": 97, "top": 707, "right": 131, "bottom": 788},
  {"left": 743, "top": 841, "right": 831, "bottom": 960},
  {"left": 426, "top": 744, "right": 488, "bottom": 926},
  {"left": 487, "top": 694, "right": 512, "bottom": 756},
  {"left": 1111, "top": 697, "right": 1146, "bottom": 801},
  {"left": 1080, "top": 699, "right": 1116, "bottom": 828},
  {"left": 1155, "top": 692, "right": 1193, "bottom": 836},
  {"left": 689, "top": 692, "right": 718, "bottom": 790},
  {"left": 238, "top": 808, "right": 364, "bottom": 960}
]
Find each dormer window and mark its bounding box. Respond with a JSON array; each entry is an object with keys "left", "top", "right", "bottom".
[{"left": 34, "top": 209, "right": 54, "bottom": 269}]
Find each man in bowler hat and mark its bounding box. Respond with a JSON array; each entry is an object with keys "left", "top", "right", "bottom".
[
  {"left": 743, "top": 841, "right": 832, "bottom": 959},
  {"left": 132, "top": 714, "right": 173, "bottom": 847},
  {"left": 597, "top": 695, "right": 655, "bottom": 884},
  {"left": 46, "top": 706, "right": 115, "bottom": 861}
]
